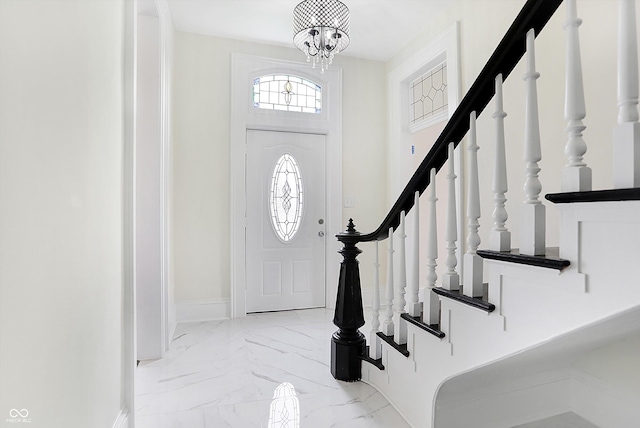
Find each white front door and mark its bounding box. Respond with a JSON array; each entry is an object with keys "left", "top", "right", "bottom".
[{"left": 246, "top": 130, "right": 326, "bottom": 312}]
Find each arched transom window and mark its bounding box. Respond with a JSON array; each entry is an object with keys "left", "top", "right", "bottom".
[{"left": 253, "top": 74, "right": 322, "bottom": 113}]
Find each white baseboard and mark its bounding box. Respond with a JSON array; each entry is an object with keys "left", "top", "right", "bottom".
[
  {"left": 112, "top": 409, "right": 129, "bottom": 428},
  {"left": 176, "top": 298, "right": 231, "bottom": 322}
]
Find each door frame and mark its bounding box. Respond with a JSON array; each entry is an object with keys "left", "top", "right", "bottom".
[{"left": 231, "top": 54, "right": 343, "bottom": 318}]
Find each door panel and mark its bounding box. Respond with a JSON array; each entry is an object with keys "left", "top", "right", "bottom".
[{"left": 246, "top": 130, "right": 326, "bottom": 312}]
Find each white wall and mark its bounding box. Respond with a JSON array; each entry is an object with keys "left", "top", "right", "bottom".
[
  {"left": 340, "top": 55, "right": 389, "bottom": 304},
  {"left": 171, "top": 32, "right": 387, "bottom": 312},
  {"left": 0, "top": 0, "right": 126, "bottom": 426}
]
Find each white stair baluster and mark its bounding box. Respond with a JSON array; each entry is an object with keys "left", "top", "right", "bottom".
[
  {"left": 614, "top": 0, "right": 640, "bottom": 188},
  {"left": 407, "top": 191, "right": 421, "bottom": 317},
  {"left": 423, "top": 169, "right": 439, "bottom": 326},
  {"left": 381, "top": 228, "right": 395, "bottom": 336},
  {"left": 463, "top": 112, "right": 483, "bottom": 298},
  {"left": 394, "top": 211, "right": 408, "bottom": 345},
  {"left": 443, "top": 143, "right": 460, "bottom": 290},
  {"left": 563, "top": 0, "right": 592, "bottom": 192},
  {"left": 369, "top": 241, "right": 381, "bottom": 359},
  {"left": 618, "top": 0, "right": 640, "bottom": 125},
  {"left": 521, "top": 29, "right": 546, "bottom": 256},
  {"left": 490, "top": 74, "right": 511, "bottom": 251}
]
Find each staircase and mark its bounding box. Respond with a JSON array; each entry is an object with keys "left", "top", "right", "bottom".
[{"left": 330, "top": 1, "right": 640, "bottom": 427}]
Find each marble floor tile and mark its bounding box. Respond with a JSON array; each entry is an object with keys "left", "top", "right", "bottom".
[
  {"left": 136, "top": 308, "right": 410, "bottom": 427},
  {"left": 137, "top": 358, "right": 259, "bottom": 415},
  {"left": 513, "top": 411, "right": 600, "bottom": 428},
  {"left": 136, "top": 409, "right": 205, "bottom": 428},
  {"left": 202, "top": 399, "right": 269, "bottom": 427}
]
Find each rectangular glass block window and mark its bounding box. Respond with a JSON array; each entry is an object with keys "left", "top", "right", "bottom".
[
  {"left": 410, "top": 62, "right": 448, "bottom": 125},
  {"left": 253, "top": 74, "right": 322, "bottom": 114}
]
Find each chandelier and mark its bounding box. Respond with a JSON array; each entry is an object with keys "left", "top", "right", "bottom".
[{"left": 293, "top": 0, "right": 350, "bottom": 73}]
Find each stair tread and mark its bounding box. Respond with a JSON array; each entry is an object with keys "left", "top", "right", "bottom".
[
  {"left": 401, "top": 313, "right": 445, "bottom": 338},
  {"left": 376, "top": 332, "right": 410, "bottom": 357},
  {"left": 546, "top": 187, "right": 640, "bottom": 204},
  {"left": 360, "top": 346, "right": 385, "bottom": 370},
  {"left": 477, "top": 247, "right": 570, "bottom": 270},
  {"left": 433, "top": 287, "right": 496, "bottom": 312}
]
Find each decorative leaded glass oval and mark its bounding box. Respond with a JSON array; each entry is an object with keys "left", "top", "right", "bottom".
[{"left": 270, "top": 154, "right": 304, "bottom": 242}]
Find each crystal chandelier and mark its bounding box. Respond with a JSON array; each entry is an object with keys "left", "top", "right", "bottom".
[{"left": 293, "top": 0, "right": 350, "bottom": 73}]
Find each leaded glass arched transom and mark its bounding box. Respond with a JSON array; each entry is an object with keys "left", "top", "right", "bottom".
[
  {"left": 270, "top": 154, "right": 304, "bottom": 242},
  {"left": 253, "top": 75, "right": 322, "bottom": 113}
]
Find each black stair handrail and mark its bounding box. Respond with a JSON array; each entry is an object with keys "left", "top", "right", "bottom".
[{"left": 356, "top": 0, "right": 563, "bottom": 243}]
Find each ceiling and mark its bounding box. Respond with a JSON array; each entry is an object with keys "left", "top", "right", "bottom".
[{"left": 165, "top": 0, "right": 453, "bottom": 62}]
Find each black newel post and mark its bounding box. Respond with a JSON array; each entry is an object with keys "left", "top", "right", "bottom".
[{"left": 331, "top": 219, "right": 366, "bottom": 381}]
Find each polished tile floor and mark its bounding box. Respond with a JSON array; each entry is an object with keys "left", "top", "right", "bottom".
[
  {"left": 135, "top": 308, "right": 410, "bottom": 428},
  {"left": 515, "top": 412, "right": 599, "bottom": 428}
]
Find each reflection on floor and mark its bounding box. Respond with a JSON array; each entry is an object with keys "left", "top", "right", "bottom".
[{"left": 135, "top": 308, "right": 411, "bottom": 428}]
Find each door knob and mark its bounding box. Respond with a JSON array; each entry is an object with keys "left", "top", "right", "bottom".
[{"left": 318, "top": 231, "right": 325, "bottom": 237}]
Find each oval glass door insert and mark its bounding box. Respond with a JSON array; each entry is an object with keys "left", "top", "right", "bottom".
[{"left": 269, "top": 153, "right": 304, "bottom": 242}]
